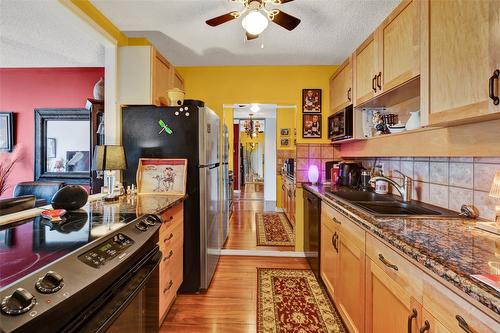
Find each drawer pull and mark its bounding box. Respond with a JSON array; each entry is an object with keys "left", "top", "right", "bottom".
[
  {"left": 377, "top": 72, "right": 382, "bottom": 89},
  {"left": 163, "top": 233, "right": 174, "bottom": 243},
  {"left": 163, "top": 250, "right": 174, "bottom": 262},
  {"left": 332, "top": 217, "right": 341, "bottom": 225},
  {"left": 455, "top": 315, "right": 474, "bottom": 333},
  {"left": 331, "top": 233, "right": 338, "bottom": 253},
  {"left": 372, "top": 75, "right": 377, "bottom": 92},
  {"left": 419, "top": 320, "right": 430, "bottom": 333},
  {"left": 163, "top": 280, "right": 173, "bottom": 294},
  {"left": 489, "top": 69, "right": 499, "bottom": 105},
  {"left": 407, "top": 309, "right": 417, "bottom": 333},
  {"left": 378, "top": 253, "right": 398, "bottom": 271},
  {"left": 347, "top": 88, "right": 352, "bottom": 102}
]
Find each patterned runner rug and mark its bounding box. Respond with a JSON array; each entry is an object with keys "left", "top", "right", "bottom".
[
  {"left": 256, "top": 212, "right": 295, "bottom": 246},
  {"left": 257, "top": 268, "right": 346, "bottom": 333}
]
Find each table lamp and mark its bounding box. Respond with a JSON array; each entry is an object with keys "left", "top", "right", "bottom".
[
  {"left": 92, "top": 145, "right": 127, "bottom": 202},
  {"left": 476, "top": 170, "right": 500, "bottom": 235}
]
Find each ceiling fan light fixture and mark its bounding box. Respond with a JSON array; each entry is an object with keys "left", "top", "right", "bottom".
[{"left": 242, "top": 10, "right": 269, "bottom": 35}]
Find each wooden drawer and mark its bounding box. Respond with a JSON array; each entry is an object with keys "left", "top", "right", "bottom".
[
  {"left": 321, "top": 201, "right": 365, "bottom": 249},
  {"left": 366, "top": 233, "right": 423, "bottom": 300},
  {"left": 422, "top": 274, "right": 499, "bottom": 333},
  {"left": 159, "top": 216, "right": 183, "bottom": 249},
  {"left": 159, "top": 204, "right": 183, "bottom": 235},
  {"left": 159, "top": 240, "right": 183, "bottom": 322}
]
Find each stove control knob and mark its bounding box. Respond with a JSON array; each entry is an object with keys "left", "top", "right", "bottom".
[
  {"left": 35, "top": 271, "right": 64, "bottom": 294},
  {"left": 1, "top": 288, "right": 36, "bottom": 315}
]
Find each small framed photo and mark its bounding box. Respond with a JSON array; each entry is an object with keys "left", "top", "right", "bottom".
[
  {"left": 280, "top": 138, "right": 289, "bottom": 146},
  {"left": 303, "top": 114, "right": 322, "bottom": 138},
  {"left": 0, "top": 112, "right": 14, "bottom": 152},
  {"left": 47, "top": 138, "right": 56, "bottom": 158},
  {"left": 302, "top": 89, "right": 322, "bottom": 113},
  {"left": 280, "top": 128, "right": 290, "bottom": 136},
  {"left": 137, "top": 158, "right": 187, "bottom": 195}
]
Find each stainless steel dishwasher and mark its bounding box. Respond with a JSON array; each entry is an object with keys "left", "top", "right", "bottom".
[{"left": 303, "top": 189, "right": 321, "bottom": 278}]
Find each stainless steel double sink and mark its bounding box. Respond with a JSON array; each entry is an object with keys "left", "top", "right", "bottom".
[{"left": 325, "top": 189, "right": 458, "bottom": 217}]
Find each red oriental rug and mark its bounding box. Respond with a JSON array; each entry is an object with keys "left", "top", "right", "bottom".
[
  {"left": 257, "top": 268, "right": 346, "bottom": 333},
  {"left": 256, "top": 212, "right": 295, "bottom": 246}
]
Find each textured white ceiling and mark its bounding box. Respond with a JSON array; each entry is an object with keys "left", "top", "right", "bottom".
[
  {"left": 91, "top": 0, "right": 399, "bottom": 66},
  {"left": 0, "top": 0, "right": 105, "bottom": 67},
  {"left": 232, "top": 103, "right": 277, "bottom": 119}
]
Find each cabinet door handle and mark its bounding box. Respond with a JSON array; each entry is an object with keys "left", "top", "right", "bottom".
[
  {"left": 372, "top": 75, "right": 377, "bottom": 92},
  {"left": 332, "top": 217, "right": 341, "bottom": 225},
  {"left": 378, "top": 253, "right": 398, "bottom": 271},
  {"left": 489, "top": 69, "right": 499, "bottom": 105},
  {"left": 163, "top": 233, "right": 174, "bottom": 243},
  {"left": 163, "top": 280, "right": 173, "bottom": 294},
  {"left": 377, "top": 72, "right": 382, "bottom": 89},
  {"left": 163, "top": 250, "right": 174, "bottom": 262},
  {"left": 419, "top": 320, "right": 430, "bottom": 333},
  {"left": 347, "top": 88, "right": 352, "bottom": 101},
  {"left": 455, "top": 315, "right": 474, "bottom": 333},
  {"left": 407, "top": 309, "right": 418, "bottom": 333}
]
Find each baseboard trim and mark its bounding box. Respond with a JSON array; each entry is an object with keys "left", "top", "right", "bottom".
[{"left": 220, "top": 249, "right": 307, "bottom": 257}]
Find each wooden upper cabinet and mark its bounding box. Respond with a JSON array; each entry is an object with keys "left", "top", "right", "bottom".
[
  {"left": 173, "top": 69, "right": 185, "bottom": 91},
  {"left": 354, "top": 35, "right": 377, "bottom": 106},
  {"left": 152, "top": 49, "right": 173, "bottom": 106},
  {"left": 378, "top": 0, "right": 420, "bottom": 93},
  {"left": 422, "top": 0, "right": 500, "bottom": 126},
  {"left": 330, "top": 56, "right": 353, "bottom": 113}
]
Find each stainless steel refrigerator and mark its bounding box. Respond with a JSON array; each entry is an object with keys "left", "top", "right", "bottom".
[{"left": 121, "top": 101, "right": 221, "bottom": 291}]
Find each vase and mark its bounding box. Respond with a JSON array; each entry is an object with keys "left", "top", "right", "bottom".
[
  {"left": 405, "top": 111, "right": 420, "bottom": 131},
  {"left": 93, "top": 77, "right": 104, "bottom": 100}
]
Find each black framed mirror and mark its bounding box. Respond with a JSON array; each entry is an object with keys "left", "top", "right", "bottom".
[{"left": 34, "top": 108, "right": 91, "bottom": 185}]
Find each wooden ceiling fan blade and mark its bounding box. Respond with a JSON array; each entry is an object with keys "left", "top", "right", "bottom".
[
  {"left": 271, "top": 10, "right": 301, "bottom": 31},
  {"left": 246, "top": 32, "right": 259, "bottom": 40},
  {"left": 273, "top": 0, "right": 296, "bottom": 4},
  {"left": 206, "top": 11, "right": 240, "bottom": 27}
]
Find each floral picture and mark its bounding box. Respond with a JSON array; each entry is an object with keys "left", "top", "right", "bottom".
[
  {"left": 137, "top": 158, "right": 187, "bottom": 195},
  {"left": 303, "top": 114, "right": 322, "bottom": 138},
  {"left": 302, "top": 89, "right": 322, "bottom": 113}
]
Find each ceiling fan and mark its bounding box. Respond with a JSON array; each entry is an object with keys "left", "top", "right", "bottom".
[{"left": 206, "top": 0, "right": 301, "bottom": 41}]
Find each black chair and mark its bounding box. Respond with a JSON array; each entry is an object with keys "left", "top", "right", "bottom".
[
  {"left": 0, "top": 195, "right": 36, "bottom": 216},
  {"left": 13, "top": 181, "right": 64, "bottom": 207}
]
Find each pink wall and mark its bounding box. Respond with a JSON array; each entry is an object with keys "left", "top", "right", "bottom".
[{"left": 0, "top": 68, "right": 104, "bottom": 198}]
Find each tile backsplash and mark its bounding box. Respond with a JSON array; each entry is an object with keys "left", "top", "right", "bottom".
[{"left": 356, "top": 157, "right": 500, "bottom": 220}]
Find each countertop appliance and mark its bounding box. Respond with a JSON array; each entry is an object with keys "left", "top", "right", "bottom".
[
  {"left": 222, "top": 125, "right": 230, "bottom": 245},
  {"left": 337, "top": 161, "right": 363, "bottom": 188},
  {"left": 303, "top": 189, "right": 321, "bottom": 279},
  {"left": 0, "top": 211, "right": 162, "bottom": 333},
  {"left": 328, "top": 105, "right": 353, "bottom": 141},
  {"left": 122, "top": 102, "right": 221, "bottom": 292}
]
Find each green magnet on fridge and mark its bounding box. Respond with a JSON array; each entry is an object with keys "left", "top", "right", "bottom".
[{"left": 158, "top": 119, "right": 173, "bottom": 135}]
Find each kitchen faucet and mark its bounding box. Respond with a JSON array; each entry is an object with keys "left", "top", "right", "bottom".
[{"left": 369, "top": 170, "right": 413, "bottom": 202}]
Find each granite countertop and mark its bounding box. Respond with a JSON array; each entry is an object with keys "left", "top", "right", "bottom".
[{"left": 304, "top": 184, "right": 500, "bottom": 317}]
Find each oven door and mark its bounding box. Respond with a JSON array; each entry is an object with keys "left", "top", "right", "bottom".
[{"left": 62, "top": 247, "right": 161, "bottom": 333}]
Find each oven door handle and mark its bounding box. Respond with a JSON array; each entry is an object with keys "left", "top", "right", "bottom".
[{"left": 62, "top": 247, "right": 162, "bottom": 333}]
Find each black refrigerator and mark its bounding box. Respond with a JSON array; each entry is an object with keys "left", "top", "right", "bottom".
[{"left": 122, "top": 101, "right": 221, "bottom": 292}]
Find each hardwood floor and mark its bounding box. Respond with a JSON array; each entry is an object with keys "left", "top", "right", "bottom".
[
  {"left": 224, "top": 185, "right": 294, "bottom": 252},
  {"left": 161, "top": 256, "right": 310, "bottom": 332}
]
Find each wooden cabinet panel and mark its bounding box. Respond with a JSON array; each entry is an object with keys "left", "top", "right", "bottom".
[
  {"left": 354, "top": 36, "right": 377, "bottom": 105},
  {"left": 366, "top": 259, "right": 422, "bottom": 333},
  {"left": 152, "top": 49, "right": 172, "bottom": 106},
  {"left": 425, "top": 0, "right": 499, "bottom": 125},
  {"left": 330, "top": 57, "right": 353, "bottom": 112},
  {"left": 337, "top": 232, "right": 365, "bottom": 333},
  {"left": 379, "top": 0, "right": 420, "bottom": 92},
  {"left": 421, "top": 309, "right": 452, "bottom": 333},
  {"left": 173, "top": 69, "right": 184, "bottom": 91},
  {"left": 320, "top": 213, "right": 339, "bottom": 299},
  {"left": 422, "top": 274, "right": 499, "bottom": 333}
]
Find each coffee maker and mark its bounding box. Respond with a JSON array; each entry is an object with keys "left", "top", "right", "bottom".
[{"left": 337, "top": 161, "right": 363, "bottom": 188}]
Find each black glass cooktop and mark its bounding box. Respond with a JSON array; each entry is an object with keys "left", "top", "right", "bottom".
[{"left": 0, "top": 210, "right": 137, "bottom": 289}]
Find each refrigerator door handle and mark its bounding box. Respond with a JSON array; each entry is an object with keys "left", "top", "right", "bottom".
[
  {"left": 209, "top": 162, "right": 220, "bottom": 170},
  {"left": 198, "top": 163, "right": 219, "bottom": 169}
]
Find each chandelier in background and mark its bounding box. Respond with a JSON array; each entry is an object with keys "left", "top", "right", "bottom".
[{"left": 244, "top": 113, "right": 259, "bottom": 138}]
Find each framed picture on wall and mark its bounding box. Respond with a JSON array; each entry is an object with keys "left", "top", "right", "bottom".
[
  {"left": 0, "top": 112, "right": 14, "bottom": 152},
  {"left": 302, "top": 89, "right": 322, "bottom": 113},
  {"left": 280, "top": 128, "right": 290, "bottom": 136},
  {"left": 137, "top": 158, "right": 187, "bottom": 195},
  {"left": 303, "top": 114, "right": 322, "bottom": 138},
  {"left": 280, "top": 138, "right": 289, "bottom": 146}
]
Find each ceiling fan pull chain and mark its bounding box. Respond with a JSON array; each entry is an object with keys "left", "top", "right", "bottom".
[{"left": 261, "top": 33, "right": 265, "bottom": 49}]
